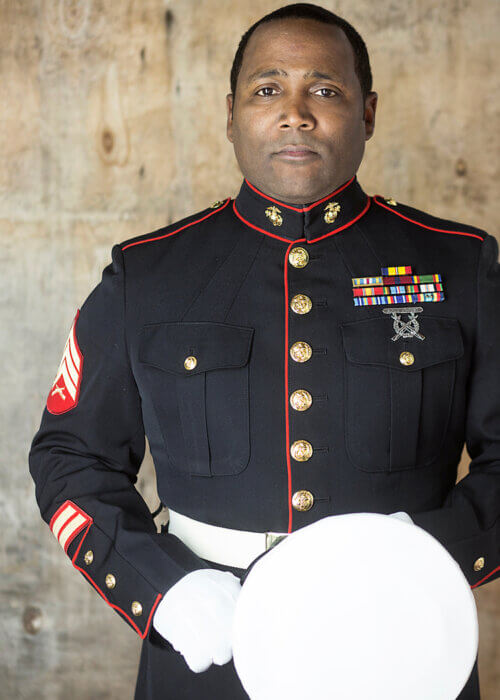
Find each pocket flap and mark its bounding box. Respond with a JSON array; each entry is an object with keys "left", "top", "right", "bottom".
[
  {"left": 139, "top": 321, "right": 255, "bottom": 376},
  {"left": 341, "top": 315, "right": 464, "bottom": 371}
]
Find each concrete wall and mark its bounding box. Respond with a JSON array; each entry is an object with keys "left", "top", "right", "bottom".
[{"left": 1, "top": 0, "right": 498, "bottom": 696}]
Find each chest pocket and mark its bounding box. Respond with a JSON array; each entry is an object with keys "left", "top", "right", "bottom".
[
  {"left": 139, "top": 321, "right": 254, "bottom": 477},
  {"left": 340, "top": 315, "right": 464, "bottom": 473}
]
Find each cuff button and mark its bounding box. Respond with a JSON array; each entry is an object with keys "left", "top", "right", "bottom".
[
  {"left": 84, "top": 550, "right": 94, "bottom": 565},
  {"left": 131, "top": 601, "right": 143, "bottom": 616},
  {"left": 473, "top": 557, "right": 485, "bottom": 572}
]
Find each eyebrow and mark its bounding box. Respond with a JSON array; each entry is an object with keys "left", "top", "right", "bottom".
[{"left": 246, "top": 68, "right": 344, "bottom": 84}]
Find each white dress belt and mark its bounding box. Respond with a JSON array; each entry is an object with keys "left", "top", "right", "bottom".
[{"left": 167, "top": 508, "right": 289, "bottom": 569}]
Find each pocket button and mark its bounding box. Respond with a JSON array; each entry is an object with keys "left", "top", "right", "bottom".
[
  {"left": 184, "top": 355, "right": 197, "bottom": 370},
  {"left": 399, "top": 351, "right": 415, "bottom": 366}
]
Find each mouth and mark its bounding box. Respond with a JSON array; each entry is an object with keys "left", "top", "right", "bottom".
[{"left": 273, "top": 145, "right": 319, "bottom": 161}]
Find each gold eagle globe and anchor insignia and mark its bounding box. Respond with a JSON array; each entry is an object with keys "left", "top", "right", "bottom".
[
  {"left": 324, "top": 201, "right": 341, "bottom": 223},
  {"left": 265, "top": 205, "right": 283, "bottom": 227}
]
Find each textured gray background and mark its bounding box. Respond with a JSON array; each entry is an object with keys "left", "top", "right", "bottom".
[{"left": 0, "top": 0, "right": 498, "bottom": 697}]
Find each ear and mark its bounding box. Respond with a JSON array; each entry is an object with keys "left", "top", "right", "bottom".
[
  {"left": 226, "top": 93, "right": 234, "bottom": 143},
  {"left": 363, "top": 91, "right": 378, "bottom": 141}
]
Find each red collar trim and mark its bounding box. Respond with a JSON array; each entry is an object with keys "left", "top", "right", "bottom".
[
  {"left": 244, "top": 176, "right": 356, "bottom": 213},
  {"left": 233, "top": 196, "right": 371, "bottom": 244},
  {"left": 232, "top": 201, "right": 296, "bottom": 243}
]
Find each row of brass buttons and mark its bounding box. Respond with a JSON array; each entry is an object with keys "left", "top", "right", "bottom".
[
  {"left": 289, "top": 246, "right": 314, "bottom": 512},
  {"left": 83, "top": 550, "right": 143, "bottom": 616}
]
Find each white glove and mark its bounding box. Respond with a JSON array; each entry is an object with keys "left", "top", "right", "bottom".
[
  {"left": 153, "top": 568, "right": 242, "bottom": 673},
  {"left": 389, "top": 511, "right": 414, "bottom": 524}
]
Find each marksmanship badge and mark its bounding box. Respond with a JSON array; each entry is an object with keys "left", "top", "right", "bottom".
[{"left": 382, "top": 306, "right": 425, "bottom": 341}]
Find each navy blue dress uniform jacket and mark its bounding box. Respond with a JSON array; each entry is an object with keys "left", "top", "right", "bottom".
[{"left": 29, "top": 175, "right": 499, "bottom": 699}]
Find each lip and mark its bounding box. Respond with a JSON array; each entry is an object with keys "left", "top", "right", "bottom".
[
  {"left": 273, "top": 145, "right": 318, "bottom": 160},
  {"left": 274, "top": 146, "right": 318, "bottom": 160}
]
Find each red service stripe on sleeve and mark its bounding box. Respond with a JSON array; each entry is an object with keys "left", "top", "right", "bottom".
[
  {"left": 70, "top": 520, "right": 162, "bottom": 639},
  {"left": 50, "top": 500, "right": 92, "bottom": 551}
]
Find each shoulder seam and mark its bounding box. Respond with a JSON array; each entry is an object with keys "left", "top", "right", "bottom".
[
  {"left": 372, "top": 195, "right": 485, "bottom": 241},
  {"left": 121, "top": 198, "right": 231, "bottom": 251}
]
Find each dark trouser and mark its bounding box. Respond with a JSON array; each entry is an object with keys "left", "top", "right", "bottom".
[{"left": 134, "top": 558, "right": 481, "bottom": 699}]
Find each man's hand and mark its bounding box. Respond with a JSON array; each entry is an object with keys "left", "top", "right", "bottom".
[{"left": 153, "top": 568, "right": 242, "bottom": 673}]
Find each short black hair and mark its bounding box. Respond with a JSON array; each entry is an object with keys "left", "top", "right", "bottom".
[{"left": 230, "top": 3, "right": 372, "bottom": 103}]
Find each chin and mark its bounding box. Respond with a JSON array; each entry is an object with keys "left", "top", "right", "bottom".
[{"left": 274, "top": 178, "right": 324, "bottom": 204}]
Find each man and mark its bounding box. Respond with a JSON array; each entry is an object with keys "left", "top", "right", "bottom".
[{"left": 29, "top": 3, "right": 498, "bottom": 699}]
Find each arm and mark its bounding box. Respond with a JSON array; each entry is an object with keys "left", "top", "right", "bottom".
[
  {"left": 29, "top": 243, "right": 210, "bottom": 639},
  {"left": 410, "top": 233, "right": 500, "bottom": 589}
]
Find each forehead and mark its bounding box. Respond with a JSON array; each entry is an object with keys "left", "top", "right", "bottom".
[{"left": 240, "top": 18, "right": 356, "bottom": 82}]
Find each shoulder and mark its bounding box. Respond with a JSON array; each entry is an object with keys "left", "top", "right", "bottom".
[
  {"left": 371, "top": 193, "right": 487, "bottom": 244},
  {"left": 118, "top": 197, "right": 231, "bottom": 253}
]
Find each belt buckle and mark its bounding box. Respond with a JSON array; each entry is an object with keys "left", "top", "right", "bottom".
[{"left": 265, "top": 532, "right": 288, "bottom": 551}]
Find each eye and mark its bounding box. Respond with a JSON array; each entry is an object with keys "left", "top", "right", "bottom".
[
  {"left": 314, "top": 87, "right": 337, "bottom": 97},
  {"left": 255, "top": 86, "right": 278, "bottom": 97}
]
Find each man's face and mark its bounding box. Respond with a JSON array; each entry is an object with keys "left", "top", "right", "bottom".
[{"left": 226, "top": 18, "right": 378, "bottom": 204}]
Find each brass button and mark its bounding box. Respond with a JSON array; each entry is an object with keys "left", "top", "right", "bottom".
[
  {"left": 105, "top": 574, "right": 116, "bottom": 589},
  {"left": 290, "top": 341, "right": 312, "bottom": 363},
  {"left": 290, "top": 294, "right": 312, "bottom": 314},
  {"left": 131, "top": 601, "right": 143, "bottom": 616},
  {"left": 290, "top": 389, "right": 312, "bottom": 411},
  {"left": 265, "top": 205, "right": 283, "bottom": 227},
  {"left": 184, "top": 355, "right": 197, "bottom": 370},
  {"left": 292, "top": 490, "right": 314, "bottom": 511},
  {"left": 399, "top": 351, "right": 414, "bottom": 366},
  {"left": 290, "top": 439, "right": 313, "bottom": 461},
  {"left": 84, "top": 550, "right": 93, "bottom": 565},
  {"left": 473, "top": 557, "right": 485, "bottom": 572},
  {"left": 288, "top": 247, "right": 309, "bottom": 268},
  {"left": 324, "top": 201, "right": 341, "bottom": 223}
]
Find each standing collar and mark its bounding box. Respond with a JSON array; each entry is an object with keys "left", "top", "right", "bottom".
[{"left": 233, "top": 175, "right": 370, "bottom": 243}]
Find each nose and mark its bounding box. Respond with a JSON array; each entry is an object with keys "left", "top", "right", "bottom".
[{"left": 278, "top": 92, "right": 315, "bottom": 131}]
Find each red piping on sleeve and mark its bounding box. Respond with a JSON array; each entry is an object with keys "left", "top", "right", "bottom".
[
  {"left": 71, "top": 520, "right": 162, "bottom": 639},
  {"left": 372, "top": 196, "right": 485, "bottom": 241},
  {"left": 470, "top": 565, "right": 500, "bottom": 589},
  {"left": 121, "top": 198, "right": 231, "bottom": 251}
]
